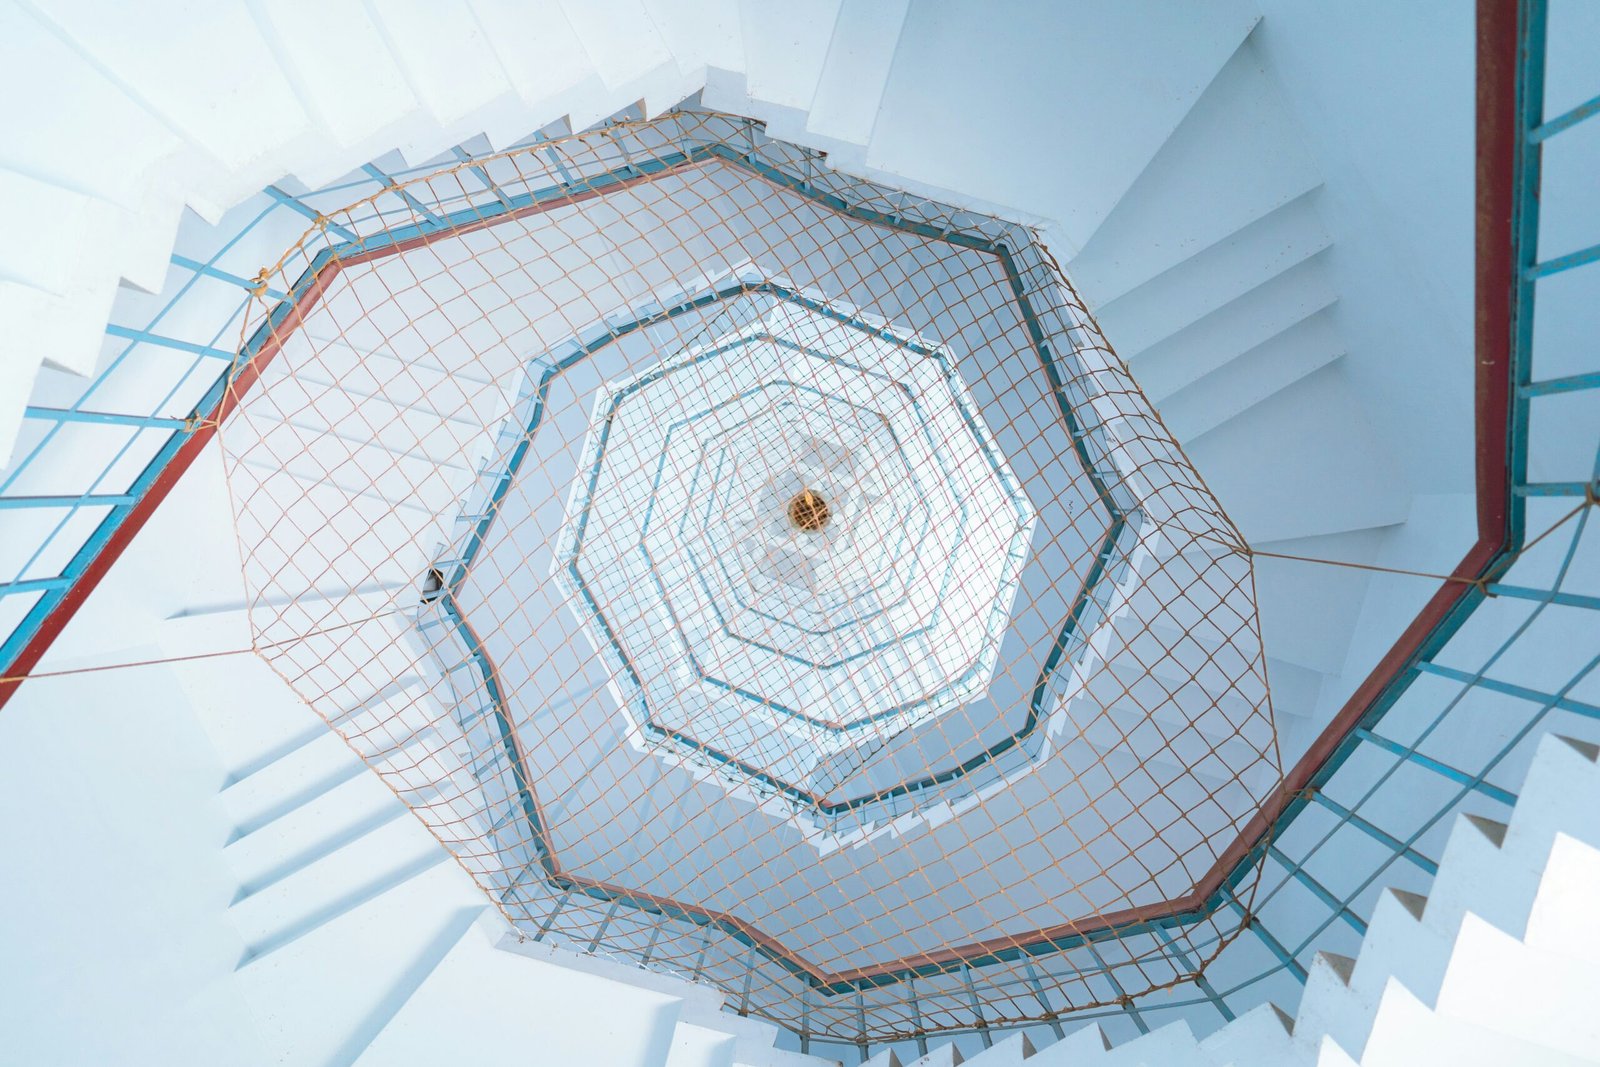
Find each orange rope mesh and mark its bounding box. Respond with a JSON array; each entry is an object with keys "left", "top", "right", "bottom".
[{"left": 218, "top": 110, "right": 1282, "bottom": 1043}]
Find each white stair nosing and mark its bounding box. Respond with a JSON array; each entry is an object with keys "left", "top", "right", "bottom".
[
  {"left": 1091, "top": 190, "right": 1331, "bottom": 345},
  {"left": 230, "top": 803, "right": 412, "bottom": 905},
  {"left": 802, "top": 0, "right": 911, "bottom": 154},
  {"left": 1163, "top": 309, "right": 1346, "bottom": 444},
  {"left": 235, "top": 846, "right": 454, "bottom": 967}
]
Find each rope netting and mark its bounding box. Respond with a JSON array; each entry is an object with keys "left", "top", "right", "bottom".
[{"left": 217, "top": 110, "right": 1282, "bottom": 1042}]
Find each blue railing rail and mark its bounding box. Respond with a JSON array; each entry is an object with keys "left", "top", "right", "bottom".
[{"left": 0, "top": 135, "right": 566, "bottom": 705}]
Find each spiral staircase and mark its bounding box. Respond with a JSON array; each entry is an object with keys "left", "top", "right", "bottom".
[{"left": 1, "top": 1, "right": 1597, "bottom": 1064}]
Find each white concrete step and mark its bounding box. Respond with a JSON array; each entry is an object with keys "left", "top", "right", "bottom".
[
  {"left": 645, "top": 0, "right": 745, "bottom": 85},
  {"left": 1069, "top": 37, "right": 1323, "bottom": 307},
  {"left": 219, "top": 728, "right": 367, "bottom": 840},
  {"left": 903, "top": 1045, "right": 963, "bottom": 1067},
  {"left": 231, "top": 857, "right": 487, "bottom": 1064},
  {"left": 557, "top": 0, "right": 693, "bottom": 120},
  {"left": 959, "top": 1032, "right": 1034, "bottom": 1066},
  {"left": 492, "top": 918, "right": 840, "bottom": 1067},
  {"left": 714, "top": 0, "right": 843, "bottom": 136},
  {"left": 0, "top": 0, "right": 191, "bottom": 367},
  {"left": 250, "top": 0, "right": 429, "bottom": 189},
  {"left": 862, "top": 0, "right": 1258, "bottom": 255},
  {"left": 0, "top": 170, "right": 131, "bottom": 377},
  {"left": 223, "top": 767, "right": 410, "bottom": 899},
  {"left": 0, "top": 1, "right": 189, "bottom": 232},
  {"left": 1434, "top": 912, "right": 1600, "bottom": 1061},
  {"left": 1309, "top": 890, "right": 1434, "bottom": 1060},
  {"left": 0, "top": 308, "right": 41, "bottom": 467},
  {"left": 0, "top": 167, "right": 175, "bottom": 303},
  {"left": 1523, "top": 831, "right": 1600, "bottom": 960},
  {"left": 669, "top": 1023, "right": 739, "bottom": 1067},
  {"left": 366, "top": 0, "right": 528, "bottom": 164},
  {"left": 800, "top": 0, "right": 910, "bottom": 162},
  {"left": 470, "top": 0, "right": 607, "bottom": 132},
  {"left": 1290, "top": 951, "right": 1358, "bottom": 1066},
  {"left": 160, "top": 603, "right": 452, "bottom": 900},
  {"left": 1028, "top": 1023, "right": 1112, "bottom": 1064},
  {"left": 0, "top": 652, "right": 273, "bottom": 1065},
  {"left": 1196, "top": 1002, "right": 1296, "bottom": 1066},
  {"left": 1092, "top": 192, "right": 1331, "bottom": 345},
  {"left": 155, "top": 185, "right": 308, "bottom": 304},
  {"left": 1184, "top": 366, "right": 1408, "bottom": 544},
  {"left": 1353, "top": 980, "right": 1590, "bottom": 1067},
  {"left": 1427, "top": 738, "right": 1600, "bottom": 944},
  {"left": 0, "top": 282, "right": 114, "bottom": 462},
  {"left": 26, "top": 0, "right": 317, "bottom": 210},
  {"left": 1127, "top": 256, "right": 1338, "bottom": 402},
  {"left": 1098, "top": 1021, "right": 1210, "bottom": 1066},
  {"left": 230, "top": 804, "right": 452, "bottom": 962},
  {"left": 355, "top": 909, "right": 684, "bottom": 1066},
  {"left": 160, "top": 616, "right": 314, "bottom": 773},
  {"left": 1161, "top": 308, "right": 1345, "bottom": 444}
]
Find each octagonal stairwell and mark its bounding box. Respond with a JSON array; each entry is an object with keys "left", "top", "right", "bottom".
[
  {"left": 211, "top": 111, "right": 1281, "bottom": 1041},
  {"left": 0, "top": 5, "right": 1594, "bottom": 1066}
]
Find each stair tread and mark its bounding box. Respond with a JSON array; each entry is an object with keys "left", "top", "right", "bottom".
[
  {"left": 863, "top": 1, "right": 1259, "bottom": 253},
  {"left": 1434, "top": 912, "right": 1600, "bottom": 1060},
  {"left": 803, "top": 0, "right": 911, "bottom": 151},
  {"left": 0, "top": 279, "right": 116, "bottom": 395},
  {"left": 356, "top": 907, "right": 684, "bottom": 1066},
  {"left": 1070, "top": 39, "right": 1323, "bottom": 304},
  {"left": 369, "top": 0, "right": 514, "bottom": 128},
  {"left": 27, "top": 0, "right": 313, "bottom": 185},
  {"left": 669, "top": 1022, "right": 739, "bottom": 1067},
  {"left": 734, "top": 0, "right": 843, "bottom": 114},
  {"left": 1130, "top": 255, "right": 1338, "bottom": 402},
  {"left": 254, "top": 0, "right": 420, "bottom": 153},
  {"left": 223, "top": 768, "right": 408, "bottom": 887},
  {"left": 1093, "top": 192, "right": 1331, "bottom": 347},
  {"left": 230, "top": 810, "right": 449, "bottom": 951},
  {"left": 1162, "top": 309, "right": 1345, "bottom": 444},
  {"left": 1184, "top": 365, "right": 1408, "bottom": 544},
  {"left": 1359, "top": 979, "right": 1592, "bottom": 1067},
  {"left": 471, "top": 0, "right": 595, "bottom": 112},
  {"left": 0, "top": 2, "right": 187, "bottom": 208},
  {"left": 644, "top": 0, "right": 745, "bottom": 80},
  {"left": 231, "top": 859, "right": 486, "bottom": 1063},
  {"left": 220, "top": 735, "right": 364, "bottom": 831}
]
